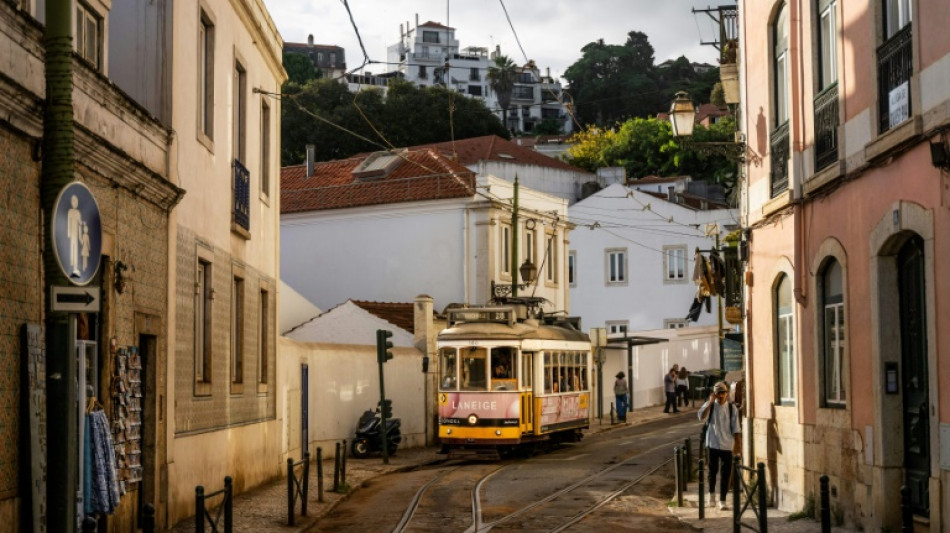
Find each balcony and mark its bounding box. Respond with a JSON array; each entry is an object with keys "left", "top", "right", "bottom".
[
  {"left": 813, "top": 82, "right": 839, "bottom": 172},
  {"left": 233, "top": 159, "right": 250, "bottom": 232},
  {"left": 877, "top": 25, "right": 913, "bottom": 134},
  {"left": 770, "top": 121, "right": 790, "bottom": 198}
]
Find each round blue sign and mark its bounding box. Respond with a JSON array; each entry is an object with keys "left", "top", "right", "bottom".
[{"left": 52, "top": 182, "right": 102, "bottom": 286}]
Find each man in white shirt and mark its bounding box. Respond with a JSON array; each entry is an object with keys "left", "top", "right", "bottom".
[{"left": 698, "top": 381, "right": 741, "bottom": 511}]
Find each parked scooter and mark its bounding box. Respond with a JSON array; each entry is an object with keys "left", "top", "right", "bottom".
[{"left": 351, "top": 407, "right": 402, "bottom": 458}]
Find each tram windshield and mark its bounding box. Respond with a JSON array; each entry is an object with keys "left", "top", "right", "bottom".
[
  {"left": 461, "top": 347, "right": 488, "bottom": 391},
  {"left": 490, "top": 347, "right": 517, "bottom": 391},
  {"left": 440, "top": 348, "right": 458, "bottom": 390}
]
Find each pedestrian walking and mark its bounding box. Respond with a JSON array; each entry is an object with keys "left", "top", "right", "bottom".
[
  {"left": 698, "top": 381, "right": 741, "bottom": 511},
  {"left": 663, "top": 367, "right": 679, "bottom": 413},
  {"left": 676, "top": 367, "right": 690, "bottom": 407},
  {"left": 613, "top": 372, "right": 628, "bottom": 422}
]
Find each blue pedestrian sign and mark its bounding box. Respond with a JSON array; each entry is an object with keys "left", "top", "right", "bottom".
[{"left": 52, "top": 182, "right": 102, "bottom": 286}]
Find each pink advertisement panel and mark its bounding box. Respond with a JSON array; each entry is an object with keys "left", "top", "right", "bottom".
[
  {"left": 539, "top": 394, "right": 589, "bottom": 427},
  {"left": 438, "top": 392, "right": 520, "bottom": 424}
]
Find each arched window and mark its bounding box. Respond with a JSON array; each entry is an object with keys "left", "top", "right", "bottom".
[
  {"left": 775, "top": 274, "right": 796, "bottom": 405},
  {"left": 820, "top": 260, "right": 845, "bottom": 406}
]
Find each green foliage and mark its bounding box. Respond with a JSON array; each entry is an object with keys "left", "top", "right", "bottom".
[
  {"left": 788, "top": 493, "right": 816, "bottom": 521},
  {"left": 282, "top": 52, "right": 319, "bottom": 86},
  {"left": 487, "top": 55, "right": 518, "bottom": 128},
  {"left": 710, "top": 83, "right": 726, "bottom": 107},
  {"left": 280, "top": 78, "right": 509, "bottom": 165}
]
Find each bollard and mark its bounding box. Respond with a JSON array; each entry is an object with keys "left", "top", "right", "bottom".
[
  {"left": 287, "top": 458, "right": 296, "bottom": 526},
  {"left": 317, "top": 447, "right": 324, "bottom": 503},
  {"left": 341, "top": 439, "right": 347, "bottom": 488},
  {"left": 674, "top": 446, "right": 683, "bottom": 507},
  {"left": 610, "top": 402, "right": 615, "bottom": 424},
  {"left": 303, "top": 451, "right": 310, "bottom": 517},
  {"left": 685, "top": 438, "right": 693, "bottom": 482},
  {"left": 333, "top": 442, "right": 341, "bottom": 491},
  {"left": 733, "top": 457, "right": 741, "bottom": 533},
  {"left": 82, "top": 516, "right": 97, "bottom": 532},
  {"left": 143, "top": 503, "right": 156, "bottom": 533},
  {"left": 224, "top": 476, "right": 233, "bottom": 533},
  {"left": 900, "top": 486, "right": 913, "bottom": 533},
  {"left": 698, "top": 459, "right": 705, "bottom": 519},
  {"left": 195, "top": 485, "right": 204, "bottom": 533},
  {"left": 757, "top": 462, "right": 768, "bottom": 533},
  {"left": 820, "top": 475, "right": 830, "bottom": 533}
]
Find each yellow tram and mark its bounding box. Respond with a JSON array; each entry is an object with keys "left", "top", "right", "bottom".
[{"left": 436, "top": 302, "right": 592, "bottom": 459}]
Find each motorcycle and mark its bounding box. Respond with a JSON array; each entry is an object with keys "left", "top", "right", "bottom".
[{"left": 351, "top": 408, "right": 402, "bottom": 458}]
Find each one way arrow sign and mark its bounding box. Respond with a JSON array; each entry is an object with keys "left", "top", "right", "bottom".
[{"left": 51, "top": 285, "right": 101, "bottom": 313}]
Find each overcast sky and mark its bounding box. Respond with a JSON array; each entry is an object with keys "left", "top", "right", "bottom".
[{"left": 262, "top": 0, "right": 726, "bottom": 82}]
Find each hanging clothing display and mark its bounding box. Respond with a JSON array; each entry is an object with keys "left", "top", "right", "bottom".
[
  {"left": 84, "top": 408, "right": 120, "bottom": 515},
  {"left": 685, "top": 247, "right": 728, "bottom": 322}
]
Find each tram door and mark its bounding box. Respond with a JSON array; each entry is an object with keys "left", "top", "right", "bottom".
[{"left": 521, "top": 352, "right": 534, "bottom": 434}]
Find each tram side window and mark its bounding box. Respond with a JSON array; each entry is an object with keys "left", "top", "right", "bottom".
[
  {"left": 521, "top": 352, "right": 533, "bottom": 390},
  {"left": 491, "top": 346, "right": 517, "bottom": 391},
  {"left": 544, "top": 353, "right": 553, "bottom": 393},
  {"left": 440, "top": 348, "right": 458, "bottom": 390},
  {"left": 462, "top": 347, "right": 488, "bottom": 391}
]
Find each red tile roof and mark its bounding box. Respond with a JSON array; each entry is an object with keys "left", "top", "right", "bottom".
[
  {"left": 280, "top": 149, "right": 476, "bottom": 213},
  {"left": 634, "top": 175, "right": 690, "bottom": 185},
  {"left": 419, "top": 21, "right": 454, "bottom": 30},
  {"left": 410, "top": 135, "right": 591, "bottom": 175},
  {"left": 352, "top": 300, "right": 416, "bottom": 333}
]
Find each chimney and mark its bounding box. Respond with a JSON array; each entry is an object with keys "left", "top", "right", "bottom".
[
  {"left": 667, "top": 186, "right": 674, "bottom": 201},
  {"left": 306, "top": 145, "right": 315, "bottom": 178},
  {"left": 415, "top": 13, "right": 419, "bottom": 28},
  {"left": 546, "top": 67, "right": 550, "bottom": 78},
  {"left": 307, "top": 34, "right": 314, "bottom": 47},
  {"left": 399, "top": 23, "right": 403, "bottom": 38}
]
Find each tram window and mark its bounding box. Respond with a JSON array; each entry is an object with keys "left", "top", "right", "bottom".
[
  {"left": 440, "top": 348, "right": 458, "bottom": 390},
  {"left": 462, "top": 347, "right": 488, "bottom": 391},
  {"left": 544, "top": 353, "right": 553, "bottom": 393},
  {"left": 491, "top": 347, "right": 517, "bottom": 391},
  {"left": 521, "top": 352, "right": 533, "bottom": 390}
]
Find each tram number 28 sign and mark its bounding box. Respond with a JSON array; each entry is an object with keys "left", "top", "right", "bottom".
[{"left": 52, "top": 181, "right": 102, "bottom": 286}]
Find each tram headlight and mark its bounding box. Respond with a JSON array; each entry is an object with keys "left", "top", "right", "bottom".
[
  {"left": 446, "top": 429, "right": 452, "bottom": 435},
  {"left": 495, "top": 430, "right": 502, "bottom": 436},
  {"left": 467, "top": 414, "right": 478, "bottom": 425}
]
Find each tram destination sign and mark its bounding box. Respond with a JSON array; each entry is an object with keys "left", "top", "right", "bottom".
[{"left": 51, "top": 285, "right": 101, "bottom": 313}]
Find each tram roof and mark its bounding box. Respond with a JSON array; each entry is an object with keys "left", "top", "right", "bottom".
[{"left": 437, "top": 320, "right": 589, "bottom": 343}]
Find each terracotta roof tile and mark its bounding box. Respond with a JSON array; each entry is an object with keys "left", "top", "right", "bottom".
[
  {"left": 280, "top": 149, "right": 476, "bottom": 213},
  {"left": 352, "top": 300, "right": 415, "bottom": 333},
  {"left": 410, "top": 135, "right": 592, "bottom": 175},
  {"left": 419, "top": 21, "right": 454, "bottom": 30}
]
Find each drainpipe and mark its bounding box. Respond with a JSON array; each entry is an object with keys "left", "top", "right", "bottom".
[{"left": 43, "top": 1, "right": 78, "bottom": 530}]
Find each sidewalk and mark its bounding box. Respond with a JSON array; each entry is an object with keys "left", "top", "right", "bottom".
[{"left": 169, "top": 403, "right": 686, "bottom": 532}]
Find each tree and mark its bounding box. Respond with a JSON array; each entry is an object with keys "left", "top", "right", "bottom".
[
  {"left": 282, "top": 52, "right": 319, "bottom": 86},
  {"left": 487, "top": 55, "right": 517, "bottom": 133}
]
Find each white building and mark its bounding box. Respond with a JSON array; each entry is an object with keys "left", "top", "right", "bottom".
[
  {"left": 386, "top": 16, "right": 571, "bottom": 135},
  {"left": 280, "top": 149, "right": 572, "bottom": 314},
  {"left": 568, "top": 183, "right": 738, "bottom": 335}
]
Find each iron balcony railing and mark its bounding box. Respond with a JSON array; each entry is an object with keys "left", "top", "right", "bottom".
[
  {"left": 814, "top": 82, "right": 839, "bottom": 172},
  {"left": 233, "top": 159, "right": 250, "bottom": 231},
  {"left": 877, "top": 24, "right": 913, "bottom": 134},
  {"left": 770, "top": 121, "right": 790, "bottom": 198}
]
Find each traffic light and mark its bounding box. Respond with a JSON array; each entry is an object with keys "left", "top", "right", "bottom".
[
  {"left": 379, "top": 399, "right": 393, "bottom": 419},
  {"left": 376, "top": 329, "right": 394, "bottom": 364}
]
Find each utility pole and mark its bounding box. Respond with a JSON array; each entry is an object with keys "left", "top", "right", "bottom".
[
  {"left": 716, "top": 233, "right": 725, "bottom": 370},
  {"left": 510, "top": 175, "right": 520, "bottom": 297}
]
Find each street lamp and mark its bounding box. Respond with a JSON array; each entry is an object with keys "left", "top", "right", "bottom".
[
  {"left": 519, "top": 258, "right": 537, "bottom": 287},
  {"left": 668, "top": 91, "right": 748, "bottom": 163},
  {"left": 669, "top": 91, "right": 696, "bottom": 137}
]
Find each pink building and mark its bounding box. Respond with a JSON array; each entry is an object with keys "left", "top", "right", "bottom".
[{"left": 739, "top": 1, "right": 950, "bottom": 530}]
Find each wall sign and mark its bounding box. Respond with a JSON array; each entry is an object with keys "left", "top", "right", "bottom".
[{"left": 52, "top": 182, "right": 102, "bottom": 286}]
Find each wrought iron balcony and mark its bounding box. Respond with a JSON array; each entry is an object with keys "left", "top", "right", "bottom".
[
  {"left": 814, "top": 82, "right": 839, "bottom": 172},
  {"left": 877, "top": 25, "right": 913, "bottom": 134},
  {"left": 233, "top": 159, "right": 250, "bottom": 231},
  {"left": 770, "top": 121, "right": 790, "bottom": 198}
]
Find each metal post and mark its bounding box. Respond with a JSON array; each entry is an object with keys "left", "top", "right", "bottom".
[
  {"left": 341, "top": 439, "right": 347, "bottom": 485},
  {"left": 900, "top": 486, "right": 913, "bottom": 533},
  {"left": 287, "top": 458, "right": 295, "bottom": 526},
  {"left": 303, "top": 451, "right": 310, "bottom": 516},
  {"left": 333, "top": 442, "right": 341, "bottom": 491},
  {"left": 195, "top": 485, "right": 204, "bottom": 533},
  {"left": 757, "top": 462, "right": 768, "bottom": 533},
  {"left": 143, "top": 503, "right": 156, "bottom": 533},
  {"left": 685, "top": 438, "right": 693, "bottom": 481},
  {"left": 224, "top": 476, "right": 233, "bottom": 533},
  {"left": 674, "top": 447, "right": 683, "bottom": 507},
  {"left": 317, "top": 447, "right": 324, "bottom": 503},
  {"left": 819, "top": 475, "right": 830, "bottom": 533},
  {"left": 733, "top": 456, "right": 741, "bottom": 533},
  {"left": 698, "top": 459, "right": 705, "bottom": 519},
  {"left": 597, "top": 359, "right": 603, "bottom": 422},
  {"left": 511, "top": 176, "right": 519, "bottom": 297},
  {"left": 716, "top": 233, "right": 724, "bottom": 370}
]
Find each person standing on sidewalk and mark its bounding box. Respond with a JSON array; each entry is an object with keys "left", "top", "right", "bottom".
[
  {"left": 698, "top": 381, "right": 741, "bottom": 510},
  {"left": 663, "top": 367, "right": 679, "bottom": 413},
  {"left": 613, "top": 372, "right": 628, "bottom": 422}
]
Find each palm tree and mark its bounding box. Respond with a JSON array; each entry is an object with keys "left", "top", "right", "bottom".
[{"left": 487, "top": 54, "right": 517, "bottom": 134}]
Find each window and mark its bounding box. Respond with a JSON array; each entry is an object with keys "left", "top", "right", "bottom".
[
  {"left": 461, "top": 347, "right": 488, "bottom": 391},
  {"left": 422, "top": 30, "right": 440, "bottom": 43},
  {"left": 233, "top": 60, "right": 247, "bottom": 163},
  {"left": 606, "top": 248, "right": 627, "bottom": 284},
  {"left": 500, "top": 224, "right": 511, "bottom": 275},
  {"left": 512, "top": 86, "right": 534, "bottom": 100},
  {"left": 884, "top": 0, "right": 912, "bottom": 39},
  {"left": 469, "top": 85, "right": 483, "bottom": 96},
  {"left": 814, "top": 0, "right": 839, "bottom": 172},
  {"left": 198, "top": 11, "right": 215, "bottom": 140},
  {"left": 231, "top": 276, "right": 244, "bottom": 385},
  {"left": 817, "top": 0, "right": 837, "bottom": 89},
  {"left": 524, "top": 227, "right": 535, "bottom": 264},
  {"left": 418, "top": 65, "right": 427, "bottom": 79},
  {"left": 821, "top": 260, "right": 845, "bottom": 406},
  {"left": 260, "top": 100, "right": 271, "bottom": 198},
  {"left": 878, "top": 0, "right": 913, "bottom": 133},
  {"left": 775, "top": 275, "right": 796, "bottom": 404},
  {"left": 773, "top": 3, "right": 789, "bottom": 126},
  {"left": 470, "top": 68, "right": 480, "bottom": 81},
  {"left": 665, "top": 319, "right": 687, "bottom": 329},
  {"left": 568, "top": 251, "right": 577, "bottom": 287},
  {"left": 259, "top": 288, "right": 269, "bottom": 385},
  {"left": 75, "top": 3, "right": 101, "bottom": 70},
  {"left": 606, "top": 321, "right": 628, "bottom": 336},
  {"left": 195, "top": 260, "right": 213, "bottom": 386},
  {"left": 664, "top": 246, "right": 687, "bottom": 282},
  {"left": 439, "top": 347, "right": 458, "bottom": 390},
  {"left": 545, "top": 233, "right": 557, "bottom": 282}
]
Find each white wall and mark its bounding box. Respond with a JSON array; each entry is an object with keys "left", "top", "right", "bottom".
[
  {"left": 593, "top": 325, "right": 720, "bottom": 414},
  {"left": 279, "top": 338, "right": 431, "bottom": 461},
  {"left": 569, "top": 183, "right": 738, "bottom": 332},
  {"left": 477, "top": 161, "right": 600, "bottom": 205},
  {"left": 279, "top": 279, "right": 321, "bottom": 334},
  {"left": 283, "top": 300, "right": 416, "bottom": 347}
]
